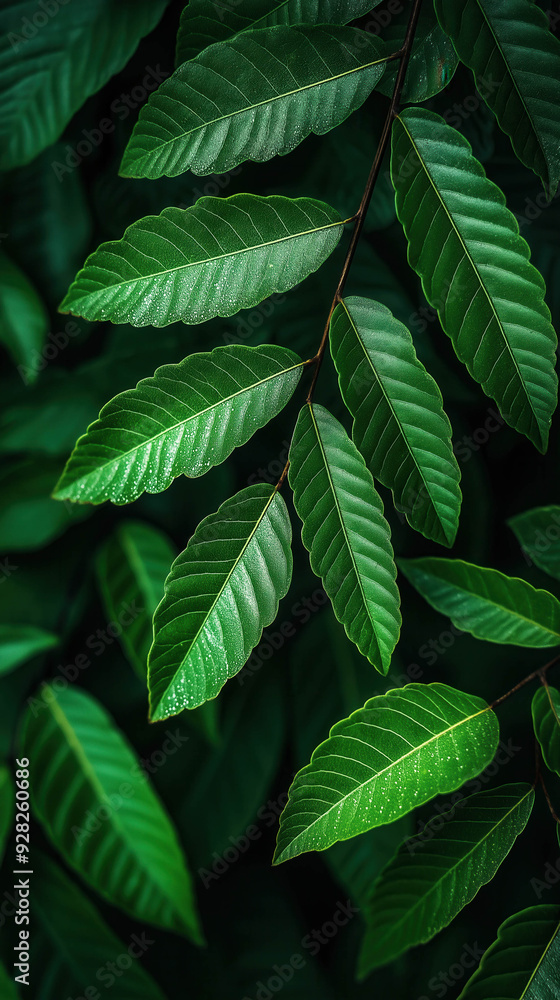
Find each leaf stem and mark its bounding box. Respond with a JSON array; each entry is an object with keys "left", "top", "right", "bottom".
[
  {"left": 490, "top": 654, "right": 560, "bottom": 710},
  {"left": 305, "top": 0, "right": 425, "bottom": 404}
]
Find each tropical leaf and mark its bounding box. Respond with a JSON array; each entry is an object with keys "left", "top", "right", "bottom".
[
  {"left": 96, "top": 520, "right": 176, "bottom": 677},
  {"left": 148, "top": 484, "right": 292, "bottom": 719},
  {"left": 121, "top": 25, "right": 387, "bottom": 179},
  {"left": 19, "top": 684, "right": 203, "bottom": 942},
  {"left": 325, "top": 819, "right": 411, "bottom": 910},
  {"left": 457, "top": 904, "right": 560, "bottom": 1000},
  {"left": 53, "top": 344, "right": 304, "bottom": 505},
  {"left": 288, "top": 402, "right": 400, "bottom": 673},
  {"left": 508, "top": 506, "right": 560, "bottom": 581},
  {"left": 273, "top": 682, "right": 499, "bottom": 864},
  {"left": 0, "top": 0, "right": 167, "bottom": 170},
  {"left": 175, "top": 0, "right": 382, "bottom": 65},
  {"left": 33, "top": 852, "right": 167, "bottom": 1000},
  {"left": 330, "top": 296, "right": 461, "bottom": 547},
  {"left": 391, "top": 107, "right": 558, "bottom": 453},
  {"left": 378, "top": 1, "right": 458, "bottom": 102},
  {"left": 434, "top": 0, "right": 560, "bottom": 193},
  {"left": 399, "top": 557, "right": 560, "bottom": 647},
  {"left": 532, "top": 684, "right": 560, "bottom": 775},
  {"left": 59, "top": 195, "right": 344, "bottom": 327},
  {"left": 0, "top": 766, "right": 14, "bottom": 866},
  {"left": 358, "top": 782, "right": 534, "bottom": 977},
  {"left": 0, "top": 624, "right": 58, "bottom": 676},
  {"left": 0, "top": 252, "right": 49, "bottom": 384}
]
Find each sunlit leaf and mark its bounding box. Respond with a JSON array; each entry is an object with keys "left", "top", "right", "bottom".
[
  {"left": 59, "top": 195, "right": 344, "bottom": 327},
  {"left": 53, "top": 344, "right": 304, "bottom": 505},
  {"left": 288, "top": 402, "right": 400, "bottom": 673},
  {"left": 149, "top": 484, "right": 292, "bottom": 719},
  {"left": 274, "top": 682, "right": 499, "bottom": 864}
]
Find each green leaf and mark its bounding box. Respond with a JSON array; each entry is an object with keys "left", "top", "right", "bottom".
[
  {"left": 399, "top": 557, "right": 560, "bottom": 647},
  {"left": 508, "top": 506, "right": 560, "bottom": 581},
  {"left": 330, "top": 296, "right": 461, "bottom": 547},
  {"left": 19, "top": 684, "right": 203, "bottom": 942},
  {"left": 0, "top": 765, "right": 14, "bottom": 867},
  {"left": 121, "top": 25, "right": 387, "bottom": 179},
  {"left": 53, "top": 344, "right": 304, "bottom": 505},
  {"left": 358, "top": 782, "right": 534, "bottom": 977},
  {"left": 96, "top": 520, "right": 176, "bottom": 677},
  {"left": 0, "top": 0, "right": 167, "bottom": 170},
  {"left": 0, "top": 624, "right": 58, "bottom": 676},
  {"left": 149, "top": 483, "right": 292, "bottom": 719},
  {"left": 532, "top": 685, "right": 560, "bottom": 775},
  {"left": 59, "top": 194, "right": 344, "bottom": 327},
  {"left": 325, "top": 820, "right": 411, "bottom": 910},
  {"left": 0, "top": 458, "right": 90, "bottom": 552},
  {"left": 288, "top": 403, "right": 400, "bottom": 673},
  {"left": 457, "top": 904, "right": 560, "bottom": 1000},
  {"left": 434, "top": 0, "right": 560, "bottom": 194},
  {"left": 378, "top": 2, "right": 458, "bottom": 103},
  {"left": 33, "top": 852, "right": 167, "bottom": 1000},
  {"left": 391, "top": 107, "right": 558, "bottom": 453},
  {"left": 273, "top": 682, "right": 499, "bottom": 864},
  {"left": 0, "top": 252, "right": 49, "bottom": 384},
  {"left": 175, "top": 0, "right": 382, "bottom": 65}
]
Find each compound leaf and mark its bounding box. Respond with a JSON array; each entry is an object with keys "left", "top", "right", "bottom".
[
  {"left": 391, "top": 107, "right": 558, "bottom": 453},
  {"left": 288, "top": 403, "right": 400, "bottom": 673},
  {"left": 400, "top": 557, "right": 560, "bottom": 647},
  {"left": 19, "top": 684, "right": 203, "bottom": 942},
  {"left": 59, "top": 195, "right": 344, "bottom": 327},
  {"left": 273, "top": 682, "right": 499, "bottom": 864},
  {"left": 358, "top": 782, "right": 534, "bottom": 977},
  {"left": 53, "top": 344, "right": 303, "bottom": 505},
  {"left": 457, "top": 905, "right": 560, "bottom": 1000},
  {"left": 148, "top": 483, "right": 292, "bottom": 719},
  {"left": 435, "top": 0, "right": 560, "bottom": 193},
  {"left": 330, "top": 296, "right": 461, "bottom": 547},
  {"left": 122, "top": 25, "right": 387, "bottom": 179}
]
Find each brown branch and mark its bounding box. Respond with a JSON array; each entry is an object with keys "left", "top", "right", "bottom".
[
  {"left": 305, "top": 0, "right": 425, "bottom": 404},
  {"left": 489, "top": 654, "right": 560, "bottom": 710}
]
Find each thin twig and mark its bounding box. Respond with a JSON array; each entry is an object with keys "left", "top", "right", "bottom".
[
  {"left": 489, "top": 654, "right": 560, "bottom": 710},
  {"left": 305, "top": 0, "right": 425, "bottom": 404}
]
